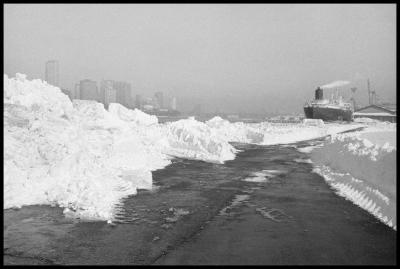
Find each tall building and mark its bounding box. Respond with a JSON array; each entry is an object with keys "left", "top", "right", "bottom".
[
  {"left": 79, "top": 79, "right": 98, "bottom": 101},
  {"left": 100, "top": 80, "right": 117, "bottom": 108},
  {"left": 45, "top": 60, "right": 59, "bottom": 87},
  {"left": 74, "top": 83, "right": 80, "bottom": 99},
  {"left": 170, "top": 97, "right": 177, "bottom": 110},
  {"left": 143, "top": 97, "right": 155, "bottom": 111},
  {"left": 135, "top": 94, "right": 143, "bottom": 109},
  {"left": 114, "top": 81, "right": 132, "bottom": 108},
  {"left": 154, "top": 91, "right": 164, "bottom": 109}
]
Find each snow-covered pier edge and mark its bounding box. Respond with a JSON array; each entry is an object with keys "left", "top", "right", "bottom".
[{"left": 302, "top": 118, "right": 396, "bottom": 230}]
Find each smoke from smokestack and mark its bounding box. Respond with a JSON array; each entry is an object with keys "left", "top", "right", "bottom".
[{"left": 320, "top": 80, "right": 350, "bottom": 89}]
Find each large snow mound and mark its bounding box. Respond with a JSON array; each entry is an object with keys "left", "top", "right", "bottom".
[
  {"left": 108, "top": 103, "right": 158, "bottom": 126},
  {"left": 4, "top": 73, "right": 73, "bottom": 117},
  {"left": 206, "top": 116, "right": 264, "bottom": 144},
  {"left": 163, "top": 118, "right": 237, "bottom": 163},
  {"left": 309, "top": 125, "right": 396, "bottom": 230},
  {"left": 3, "top": 74, "right": 232, "bottom": 221}
]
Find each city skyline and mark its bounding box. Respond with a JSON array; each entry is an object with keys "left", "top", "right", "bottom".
[
  {"left": 64, "top": 68, "right": 179, "bottom": 112},
  {"left": 4, "top": 4, "right": 396, "bottom": 114}
]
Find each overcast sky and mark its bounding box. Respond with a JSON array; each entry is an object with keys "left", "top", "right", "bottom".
[{"left": 4, "top": 4, "right": 396, "bottom": 114}]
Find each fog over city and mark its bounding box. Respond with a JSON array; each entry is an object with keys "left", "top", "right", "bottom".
[{"left": 4, "top": 4, "right": 396, "bottom": 114}]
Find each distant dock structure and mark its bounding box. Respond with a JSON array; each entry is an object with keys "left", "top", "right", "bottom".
[{"left": 354, "top": 104, "right": 396, "bottom": 123}]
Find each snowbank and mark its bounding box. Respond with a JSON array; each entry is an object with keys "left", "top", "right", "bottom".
[
  {"left": 3, "top": 74, "right": 232, "bottom": 221},
  {"left": 206, "top": 116, "right": 364, "bottom": 146},
  {"left": 309, "top": 124, "right": 396, "bottom": 229},
  {"left": 108, "top": 103, "right": 158, "bottom": 126},
  {"left": 4, "top": 73, "right": 370, "bottom": 221},
  {"left": 206, "top": 116, "right": 264, "bottom": 144},
  {"left": 353, "top": 119, "right": 396, "bottom": 148},
  {"left": 163, "top": 118, "right": 237, "bottom": 163}
]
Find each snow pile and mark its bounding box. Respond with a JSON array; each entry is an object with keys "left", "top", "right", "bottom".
[
  {"left": 4, "top": 73, "right": 73, "bottom": 116},
  {"left": 329, "top": 122, "right": 396, "bottom": 160},
  {"left": 206, "top": 116, "right": 264, "bottom": 144},
  {"left": 163, "top": 118, "right": 237, "bottom": 163},
  {"left": 353, "top": 120, "right": 396, "bottom": 148},
  {"left": 313, "top": 166, "right": 396, "bottom": 230},
  {"left": 309, "top": 124, "right": 396, "bottom": 229},
  {"left": 255, "top": 121, "right": 362, "bottom": 145},
  {"left": 302, "top": 118, "right": 324, "bottom": 126},
  {"left": 4, "top": 80, "right": 139, "bottom": 220},
  {"left": 330, "top": 134, "right": 395, "bottom": 161},
  {"left": 3, "top": 74, "right": 232, "bottom": 221},
  {"left": 108, "top": 103, "right": 158, "bottom": 126}
]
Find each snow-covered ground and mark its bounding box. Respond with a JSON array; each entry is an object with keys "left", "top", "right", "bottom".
[
  {"left": 305, "top": 118, "right": 396, "bottom": 230},
  {"left": 206, "top": 116, "right": 365, "bottom": 145},
  {"left": 3, "top": 73, "right": 375, "bottom": 222}
]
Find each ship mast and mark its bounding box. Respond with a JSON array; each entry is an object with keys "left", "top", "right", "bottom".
[
  {"left": 350, "top": 87, "right": 357, "bottom": 110},
  {"left": 367, "top": 79, "right": 372, "bottom": 105},
  {"left": 367, "top": 79, "right": 371, "bottom": 104},
  {"left": 367, "top": 79, "right": 377, "bottom": 105},
  {"left": 335, "top": 88, "right": 339, "bottom": 104}
]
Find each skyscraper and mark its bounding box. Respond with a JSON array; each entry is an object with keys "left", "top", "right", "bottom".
[
  {"left": 79, "top": 79, "right": 98, "bottom": 101},
  {"left": 154, "top": 91, "right": 164, "bottom": 109},
  {"left": 101, "top": 80, "right": 117, "bottom": 108},
  {"left": 170, "top": 97, "right": 177, "bottom": 110},
  {"left": 114, "top": 81, "right": 132, "bottom": 108},
  {"left": 135, "top": 94, "right": 143, "bottom": 109},
  {"left": 45, "top": 60, "right": 59, "bottom": 87},
  {"left": 74, "top": 83, "right": 80, "bottom": 99}
]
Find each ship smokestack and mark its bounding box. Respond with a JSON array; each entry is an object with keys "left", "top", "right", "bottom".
[{"left": 315, "top": 87, "right": 323, "bottom": 100}]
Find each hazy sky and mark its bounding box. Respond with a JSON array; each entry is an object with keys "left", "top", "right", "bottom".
[{"left": 4, "top": 4, "right": 396, "bottom": 114}]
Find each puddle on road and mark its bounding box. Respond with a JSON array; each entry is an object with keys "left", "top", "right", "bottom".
[
  {"left": 296, "top": 144, "right": 323, "bottom": 153},
  {"left": 164, "top": 207, "right": 190, "bottom": 223},
  {"left": 243, "top": 172, "right": 270, "bottom": 183},
  {"left": 243, "top": 170, "right": 288, "bottom": 183},
  {"left": 255, "top": 207, "right": 292, "bottom": 222},
  {"left": 219, "top": 194, "right": 250, "bottom": 216},
  {"left": 293, "top": 158, "right": 313, "bottom": 164}
]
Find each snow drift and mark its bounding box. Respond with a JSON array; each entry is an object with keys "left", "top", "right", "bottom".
[
  {"left": 206, "top": 116, "right": 364, "bottom": 145},
  {"left": 4, "top": 74, "right": 235, "bottom": 221},
  {"left": 309, "top": 123, "right": 396, "bottom": 230}
]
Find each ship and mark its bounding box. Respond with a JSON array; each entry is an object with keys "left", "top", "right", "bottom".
[{"left": 304, "top": 87, "right": 353, "bottom": 121}]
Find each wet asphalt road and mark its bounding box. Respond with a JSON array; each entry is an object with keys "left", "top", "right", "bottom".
[{"left": 3, "top": 141, "right": 396, "bottom": 265}]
